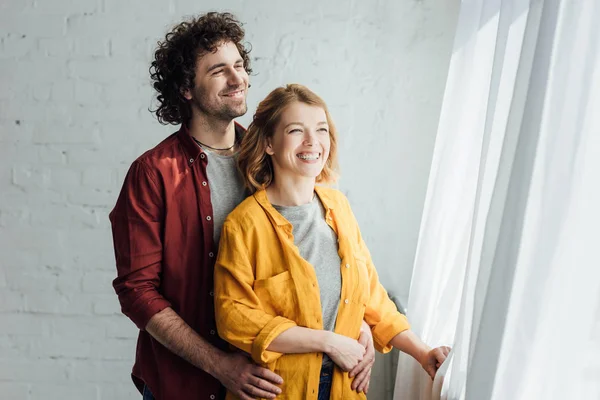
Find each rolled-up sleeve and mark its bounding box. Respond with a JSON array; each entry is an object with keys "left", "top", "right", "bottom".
[
  {"left": 109, "top": 160, "right": 171, "bottom": 330},
  {"left": 214, "top": 221, "right": 297, "bottom": 365}
]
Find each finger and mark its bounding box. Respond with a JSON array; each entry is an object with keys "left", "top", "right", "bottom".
[
  {"left": 253, "top": 366, "right": 284, "bottom": 385},
  {"left": 352, "top": 367, "right": 368, "bottom": 391},
  {"left": 358, "top": 369, "right": 371, "bottom": 393},
  {"left": 349, "top": 355, "right": 369, "bottom": 378},
  {"left": 357, "top": 330, "right": 368, "bottom": 347},
  {"left": 249, "top": 374, "right": 282, "bottom": 396},
  {"left": 365, "top": 376, "right": 370, "bottom": 394},
  {"left": 236, "top": 389, "right": 255, "bottom": 400},
  {"left": 243, "top": 383, "right": 278, "bottom": 399}
]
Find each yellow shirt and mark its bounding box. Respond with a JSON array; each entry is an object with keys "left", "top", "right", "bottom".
[{"left": 214, "top": 186, "right": 410, "bottom": 400}]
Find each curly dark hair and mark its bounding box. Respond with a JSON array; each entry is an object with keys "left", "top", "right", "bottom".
[{"left": 149, "top": 12, "right": 252, "bottom": 125}]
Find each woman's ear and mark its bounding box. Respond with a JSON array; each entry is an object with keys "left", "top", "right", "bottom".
[{"left": 265, "top": 139, "right": 274, "bottom": 156}]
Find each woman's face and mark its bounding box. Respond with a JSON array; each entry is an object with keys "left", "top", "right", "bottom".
[{"left": 266, "top": 102, "right": 331, "bottom": 183}]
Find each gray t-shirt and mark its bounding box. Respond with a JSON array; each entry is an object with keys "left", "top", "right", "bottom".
[
  {"left": 201, "top": 147, "right": 247, "bottom": 245},
  {"left": 273, "top": 195, "right": 342, "bottom": 356}
]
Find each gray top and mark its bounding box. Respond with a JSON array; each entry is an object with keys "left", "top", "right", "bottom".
[
  {"left": 201, "top": 147, "right": 247, "bottom": 246},
  {"left": 273, "top": 195, "right": 342, "bottom": 365}
]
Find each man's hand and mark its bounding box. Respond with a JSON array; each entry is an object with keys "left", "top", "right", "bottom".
[
  {"left": 213, "top": 352, "right": 283, "bottom": 400},
  {"left": 420, "top": 346, "right": 451, "bottom": 379},
  {"left": 349, "top": 321, "right": 375, "bottom": 394}
]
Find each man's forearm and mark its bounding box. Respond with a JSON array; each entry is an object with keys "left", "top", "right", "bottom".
[
  {"left": 266, "top": 326, "right": 330, "bottom": 354},
  {"left": 389, "top": 329, "right": 431, "bottom": 364},
  {"left": 145, "top": 307, "right": 224, "bottom": 376}
]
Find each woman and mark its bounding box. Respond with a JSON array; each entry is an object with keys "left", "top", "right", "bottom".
[{"left": 214, "top": 84, "right": 450, "bottom": 400}]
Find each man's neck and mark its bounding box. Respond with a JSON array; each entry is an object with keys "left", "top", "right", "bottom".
[
  {"left": 266, "top": 176, "right": 316, "bottom": 207},
  {"left": 188, "top": 113, "right": 237, "bottom": 149}
]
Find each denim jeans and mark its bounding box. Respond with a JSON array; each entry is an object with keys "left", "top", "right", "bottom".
[
  {"left": 142, "top": 385, "right": 154, "bottom": 400},
  {"left": 318, "top": 363, "right": 334, "bottom": 400}
]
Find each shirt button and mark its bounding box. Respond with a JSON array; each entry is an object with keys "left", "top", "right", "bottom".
[
  {"left": 210, "top": 395, "right": 216, "bottom": 400},
  {"left": 345, "top": 263, "right": 350, "bottom": 269},
  {"left": 344, "top": 299, "right": 349, "bottom": 304},
  {"left": 189, "top": 158, "right": 194, "bottom": 163},
  {"left": 200, "top": 154, "right": 206, "bottom": 159},
  {"left": 202, "top": 181, "right": 207, "bottom": 186},
  {"left": 206, "top": 216, "right": 212, "bottom": 221},
  {"left": 210, "top": 330, "right": 216, "bottom": 335},
  {"left": 209, "top": 291, "right": 214, "bottom": 297},
  {"left": 209, "top": 252, "right": 214, "bottom": 257}
]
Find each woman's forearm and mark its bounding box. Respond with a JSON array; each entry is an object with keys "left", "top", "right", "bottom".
[
  {"left": 266, "top": 326, "right": 331, "bottom": 354},
  {"left": 389, "top": 329, "right": 431, "bottom": 364}
]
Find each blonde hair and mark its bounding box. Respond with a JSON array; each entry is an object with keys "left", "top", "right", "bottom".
[{"left": 237, "top": 84, "right": 339, "bottom": 192}]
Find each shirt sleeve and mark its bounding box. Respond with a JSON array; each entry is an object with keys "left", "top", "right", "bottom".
[
  {"left": 109, "top": 160, "right": 171, "bottom": 330},
  {"left": 344, "top": 196, "right": 411, "bottom": 353},
  {"left": 214, "top": 221, "right": 297, "bottom": 365}
]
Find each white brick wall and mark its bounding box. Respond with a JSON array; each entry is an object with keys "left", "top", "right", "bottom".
[{"left": 0, "top": 1, "right": 458, "bottom": 399}]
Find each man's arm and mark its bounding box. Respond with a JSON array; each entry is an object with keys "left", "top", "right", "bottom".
[{"left": 146, "top": 308, "right": 283, "bottom": 400}]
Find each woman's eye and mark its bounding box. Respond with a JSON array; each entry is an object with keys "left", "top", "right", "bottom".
[{"left": 289, "top": 129, "right": 302, "bottom": 134}]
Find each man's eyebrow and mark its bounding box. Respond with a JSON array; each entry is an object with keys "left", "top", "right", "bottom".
[
  {"left": 206, "top": 59, "right": 244, "bottom": 73},
  {"left": 207, "top": 63, "right": 226, "bottom": 73}
]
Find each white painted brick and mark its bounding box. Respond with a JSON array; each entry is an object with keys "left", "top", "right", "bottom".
[
  {"left": 92, "top": 294, "right": 121, "bottom": 316},
  {"left": 32, "top": 0, "right": 102, "bottom": 14},
  {"left": 0, "top": 314, "right": 51, "bottom": 335},
  {"left": 29, "top": 383, "right": 98, "bottom": 400},
  {"left": 25, "top": 292, "right": 94, "bottom": 316},
  {"left": 31, "top": 336, "right": 94, "bottom": 359},
  {"left": 82, "top": 271, "right": 116, "bottom": 294},
  {"left": 48, "top": 166, "right": 82, "bottom": 188},
  {"left": 37, "top": 37, "right": 73, "bottom": 58},
  {"left": 82, "top": 167, "right": 116, "bottom": 189},
  {"left": 0, "top": 33, "right": 36, "bottom": 59},
  {"left": 37, "top": 145, "right": 68, "bottom": 164},
  {"left": 50, "top": 316, "right": 107, "bottom": 339},
  {"left": 105, "top": 315, "right": 138, "bottom": 339},
  {"left": 89, "top": 337, "right": 136, "bottom": 360},
  {"left": 0, "top": 290, "right": 26, "bottom": 312},
  {"left": 0, "top": 207, "right": 31, "bottom": 227},
  {"left": 50, "top": 80, "right": 75, "bottom": 102},
  {"left": 67, "top": 360, "right": 133, "bottom": 382},
  {"left": 98, "top": 383, "right": 140, "bottom": 400},
  {"left": 73, "top": 37, "right": 110, "bottom": 58},
  {"left": 0, "top": 358, "right": 69, "bottom": 382},
  {"left": 74, "top": 80, "right": 105, "bottom": 105},
  {"left": 0, "top": 383, "right": 30, "bottom": 400},
  {"left": 0, "top": 14, "right": 66, "bottom": 37},
  {"left": 67, "top": 189, "right": 117, "bottom": 207},
  {"left": 11, "top": 165, "right": 52, "bottom": 190},
  {"left": 32, "top": 123, "right": 101, "bottom": 145}
]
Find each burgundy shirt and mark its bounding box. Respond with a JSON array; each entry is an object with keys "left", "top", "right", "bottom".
[{"left": 110, "top": 124, "right": 245, "bottom": 400}]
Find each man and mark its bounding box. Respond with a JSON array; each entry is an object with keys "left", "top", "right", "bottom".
[{"left": 110, "top": 12, "right": 375, "bottom": 400}]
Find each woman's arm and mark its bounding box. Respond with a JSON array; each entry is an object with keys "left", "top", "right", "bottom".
[
  {"left": 267, "top": 326, "right": 366, "bottom": 372},
  {"left": 390, "top": 330, "right": 451, "bottom": 379}
]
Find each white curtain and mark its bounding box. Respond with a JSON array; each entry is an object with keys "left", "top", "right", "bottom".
[{"left": 393, "top": 0, "right": 600, "bottom": 399}]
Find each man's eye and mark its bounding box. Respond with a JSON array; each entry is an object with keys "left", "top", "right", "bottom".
[{"left": 289, "top": 129, "right": 302, "bottom": 134}]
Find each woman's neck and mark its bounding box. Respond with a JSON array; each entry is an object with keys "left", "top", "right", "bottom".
[{"left": 266, "top": 176, "right": 316, "bottom": 206}]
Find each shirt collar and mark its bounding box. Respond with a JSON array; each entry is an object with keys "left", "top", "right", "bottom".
[
  {"left": 177, "top": 122, "right": 246, "bottom": 163},
  {"left": 253, "top": 185, "right": 335, "bottom": 226}
]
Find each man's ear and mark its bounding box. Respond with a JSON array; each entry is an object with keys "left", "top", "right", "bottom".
[{"left": 181, "top": 87, "right": 192, "bottom": 101}]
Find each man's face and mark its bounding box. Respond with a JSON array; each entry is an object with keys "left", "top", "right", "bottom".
[{"left": 185, "top": 41, "right": 249, "bottom": 121}]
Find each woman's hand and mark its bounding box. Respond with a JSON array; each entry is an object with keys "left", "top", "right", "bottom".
[
  {"left": 419, "top": 346, "right": 451, "bottom": 379},
  {"left": 324, "top": 332, "right": 366, "bottom": 371}
]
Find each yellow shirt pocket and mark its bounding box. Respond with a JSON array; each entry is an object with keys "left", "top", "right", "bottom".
[{"left": 253, "top": 270, "right": 298, "bottom": 320}]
